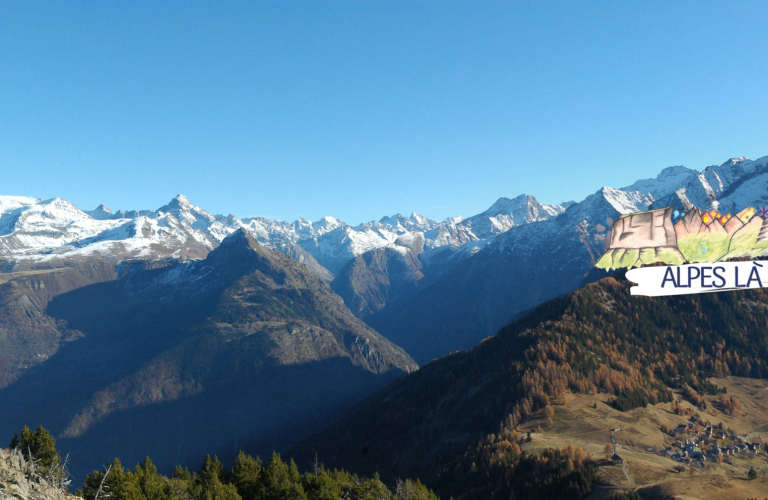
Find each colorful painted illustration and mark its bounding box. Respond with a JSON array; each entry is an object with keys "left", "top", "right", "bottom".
[{"left": 597, "top": 205, "right": 768, "bottom": 270}]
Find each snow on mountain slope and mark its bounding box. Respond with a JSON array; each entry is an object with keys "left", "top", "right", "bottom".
[
  {"left": 156, "top": 194, "right": 240, "bottom": 245},
  {"left": 621, "top": 165, "right": 698, "bottom": 200},
  {"left": 651, "top": 156, "right": 768, "bottom": 214},
  {"left": 457, "top": 194, "right": 568, "bottom": 240},
  {"left": 4, "top": 155, "right": 763, "bottom": 280},
  {"left": 599, "top": 186, "right": 654, "bottom": 214},
  {"left": 86, "top": 203, "right": 115, "bottom": 220},
  {"left": 0, "top": 188, "right": 672, "bottom": 279},
  {"left": 0, "top": 198, "right": 126, "bottom": 254},
  {"left": 367, "top": 155, "right": 768, "bottom": 362},
  {"left": 305, "top": 196, "right": 574, "bottom": 274},
  {"left": 0, "top": 196, "right": 40, "bottom": 214}
]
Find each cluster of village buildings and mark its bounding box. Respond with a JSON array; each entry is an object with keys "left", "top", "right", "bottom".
[{"left": 655, "top": 416, "right": 764, "bottom": 467}]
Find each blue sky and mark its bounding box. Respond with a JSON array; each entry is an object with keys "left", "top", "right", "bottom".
[{"left": 1, "top": 1, "right": 767, "bottom": 223}]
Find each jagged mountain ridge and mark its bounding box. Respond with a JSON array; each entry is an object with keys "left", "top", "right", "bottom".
[
  {"left": 365, "top": 156, "right": 768, "bottom": 363},
  {"left": 0, "top": 193, "right": 570, "bottom": 278},
  {"left": 0, "top": 229, "right": 416, "bottom": 481},
  {"left": 651, "top": 156, "right": 768, "bottom": 214},
  {"left": 366, "top": 186, "right": 655, "bottom": 363}
]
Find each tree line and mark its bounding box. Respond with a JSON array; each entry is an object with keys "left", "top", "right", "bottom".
[{"left": 8, "top": 425, "right": 438, "bottom": 500}]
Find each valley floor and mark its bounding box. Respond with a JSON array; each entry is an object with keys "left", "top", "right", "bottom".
[{"left": 517, "top": 376, "right": 768, "bottom": 500}]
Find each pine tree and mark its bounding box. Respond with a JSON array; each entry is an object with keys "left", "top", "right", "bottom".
[
  {"left": 9, "top": 425, "right": 62, "bottom": 477},
  {"left": 348, "top": 473, "right": 391, "bottom": 500},
  {"left": 301, "top": 467, "right": 344, "bottom": 500},
  {"left": 134, "top": 457, "right": 167, "bottom": 500},
  {"left": 231, "top": 451, "right": 264, "bottom": 500},
  {"left": 748, "top": 466, "right": 758, "bottom": 480},
  {"left": 261, "top": 452, "right": 306, "bottom": 500},
  {"left": 196, "top": 455, "right": 241, "bottom": 500},
  {"left": 81, "top": 458, "right": 145, "bottom": 500}
]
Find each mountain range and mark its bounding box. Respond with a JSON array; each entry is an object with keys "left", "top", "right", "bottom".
[
  {"left": 366, "top": 156, "right": 768, "bottom": 363},
  {"left": 4, "top": 154, "right": 768, "bottom": 489},
  {"left": 0, "top": 192, "right": 568, "bottom": 279},
  {"left": 0, "top": 229, "right": 415, "bottom": 480}
]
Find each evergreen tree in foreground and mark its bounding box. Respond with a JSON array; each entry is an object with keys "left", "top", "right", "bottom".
[{"left": 9, "top": 425, "right": 62, "bottom": 478}]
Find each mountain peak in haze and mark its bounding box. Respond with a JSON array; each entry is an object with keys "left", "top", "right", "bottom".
[
  {"left": 87, "top": 203, "right": 115, "bottom": 220},
  {"left": 159, "top": 193, "right": 196, "bottom": 212},
  {"left": 480, "top": 194, "right": 536, "bottom": 216}
]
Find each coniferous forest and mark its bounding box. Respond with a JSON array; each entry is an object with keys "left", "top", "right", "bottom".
[
  {"left": 9, "top": 426, "right": 440, "bottom": 500},
  {"left": 8, "top": 425, "right": 599, "bottom": 500},
  {"left": 291, "top": 277, "right": 768, "bottom": 498}
]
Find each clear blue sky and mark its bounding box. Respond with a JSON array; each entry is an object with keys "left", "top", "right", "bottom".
[{"left": 1, "top": 1, "right": 767, "bottom": 223}]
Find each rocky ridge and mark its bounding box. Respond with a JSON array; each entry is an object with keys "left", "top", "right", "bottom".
[{"left": 0, "top": 449, "right": 76, "bottom": 500}]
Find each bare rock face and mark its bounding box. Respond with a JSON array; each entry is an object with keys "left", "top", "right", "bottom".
[
  {"left": 609, "top": 207, "right": 677, "bottom": 248},
  {"left": 0, "top": 449, "right": 78, "bottom": 500}
]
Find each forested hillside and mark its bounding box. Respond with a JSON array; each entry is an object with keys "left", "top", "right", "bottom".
[{"left": 292, "top": 274, "right": 768, "bottom": 498}]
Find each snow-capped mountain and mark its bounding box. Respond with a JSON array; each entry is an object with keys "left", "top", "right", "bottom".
[
  {"left": 0, "top": 192, "right": 570, "bottom": 277},
  {"left": 367, "top": 156, "right": 768, "bottom": 363},
  {"left": 457, "top": 194, "right": 571, "bottom": 240},
  {"left": 367, "top": 184, "right": 657, "bottom": 363},
  {"left": 650, "top": 156, "right": 768, "bottom": 216},
  {"left": 4, "top": 154, "right": 764, "bottom": 288},
  {"left": 0, "top": 196, "right": 213, "bottom": 266}
]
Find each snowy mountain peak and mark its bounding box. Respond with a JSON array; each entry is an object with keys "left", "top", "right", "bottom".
[
  {"left": 621, "top": 165, "right": 698, "bottom": 201},
  {"left": 4, "top": 153, "right": 767, "bottom": 280},
  {"left": 599, "top": 186, "right": 653, "bottom": 213},
  {"left": 659, "top": 165, "right": 693, "bottom": 177},
  {"left": 87, "top": 204, "right": 115, "bottom": 220},
  {"left": 721, "top": 156, "right": 749, "bottom": 168},
  {"left": 409, "top": 212, "right": 430, "bottom": 225},
  {"left": 161, "top": 194, "right": 195, "bottom": 211},
  {"left": 317, "top": 215, "right": 344, "bottom": 226},
  {"left": 453, "top": 194, "right": 567, "bottom": 242},
  {"left": 311, "top": 216, "right": 346, "bottom": 236},
  {"left": 481, "top": 194, "right": 533, "bottom": 217},
  {"left": 378, "top": 213, "right": 404, "bottom": 225}
]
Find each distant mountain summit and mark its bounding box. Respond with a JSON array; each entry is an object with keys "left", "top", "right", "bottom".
[
  {"left": 366, "top": 156, "right": 768, "bottom": 363},
  {"left": 652, "top": 156, "right": 768, "bottom": 214},
  {"left": 457, "top": 193, "right": 568, "bottom": 240},
  {"left": 2, "top": 155, "right": 768, "bottom": 366},
  {"left": 86, "top": 203, "right": 114, "bottom": 220},
  {"left": 0, "top": 228, "right": 416, "bottom": 480},
  {"left": 0, "top": 192, "right": 570, "bottom": 279}
]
